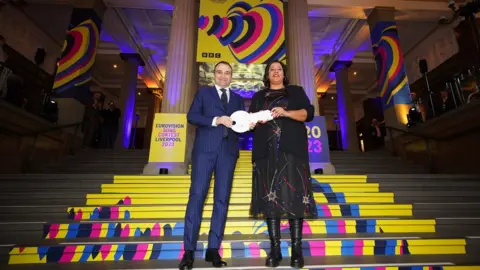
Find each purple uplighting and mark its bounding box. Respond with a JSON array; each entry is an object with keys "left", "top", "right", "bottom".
[
  {"left": 231, "top": 88, "right": 257, "bottom": 99},
  {"left": 120, "top": 65, "right": 139, "bottom": 148}
]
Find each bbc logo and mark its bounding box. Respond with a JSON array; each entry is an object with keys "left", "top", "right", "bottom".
[{"left": 202, "top": 52, "right": 221, "bottom": 58}]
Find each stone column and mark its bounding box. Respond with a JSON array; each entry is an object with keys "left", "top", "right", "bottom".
[
  {"left": 331, "top": 61, "right": 359, "bottom": 152},
  {"left": 115, "top": 53, "right": 145, "bottom": 149},
  {"left": 143, "top": 0, "right": 197, "bottom": 174},
  {"left": 143, "top": 89, "right": 162, "bottom": 149},
  {"left": 367, "top": 7, "right": 413, "bottom": 130},
  {"left": 161, "top": 0, "right": 197, "bottom": 113},
  {"left": 285, "top": 0, "right": 334, "bottom": 174},
  {"left": 286, "top": 0, "right": 320, "bottom": 116},
  {"left": 317, "top": 93, "right": 325, "bottom": 116}
]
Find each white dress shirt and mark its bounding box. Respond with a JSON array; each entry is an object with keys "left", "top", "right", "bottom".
[{"left": 212, "top": 85, "right": 230, "bottom": 127}]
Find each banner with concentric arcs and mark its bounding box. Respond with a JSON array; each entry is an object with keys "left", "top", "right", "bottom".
[
  {"left": 197, "top": 0, "right": 286, "bottom": 64},
  {"left": 53, "top": 8, "right": 102, "bottom": 96},
  {"left": 370, "top": 21, "right": 412, "bottom": 109}
]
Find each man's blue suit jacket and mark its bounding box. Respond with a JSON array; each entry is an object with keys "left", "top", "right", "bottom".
[{"left": 187, "top": 86, "right": 245, "bottom": 157}]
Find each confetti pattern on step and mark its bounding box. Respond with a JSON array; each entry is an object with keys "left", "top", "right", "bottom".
[
  {"left": 84, "top": 192, "right": 394, "bottom": 205},
  {"left": 66, "top": 203, "right": 412, "bottom": 220},
  {"left": 43, "top": 219, "right": 435, "bottom": 239},
  {"left": 43, "top": 219, "right": 436, "bottom": 239},
  {"left": 8, "top": 239, "right": 467, "bottom": 264}
]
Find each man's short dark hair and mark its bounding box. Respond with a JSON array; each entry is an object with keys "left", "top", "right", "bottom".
[{"left": 214, "top": 61, "right": 232, "bottom": 73}]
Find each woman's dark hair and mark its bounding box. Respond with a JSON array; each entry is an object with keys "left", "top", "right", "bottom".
[{"left": 263, "top": 60, "right": 289, "bottom": 88}]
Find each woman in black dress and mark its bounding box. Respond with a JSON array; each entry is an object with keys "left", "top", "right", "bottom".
[{"left": 248, "top": 60, "right": 317, "bottom": 268}]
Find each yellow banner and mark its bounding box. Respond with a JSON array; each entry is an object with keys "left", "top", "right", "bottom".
[
  {"left": 197, "top": 0, "right": 286, "bottom": 64},
  {"left": 148, "top": 113, "right": 187, "bottom": 163}
]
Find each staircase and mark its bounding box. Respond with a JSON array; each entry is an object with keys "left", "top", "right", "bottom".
[
  {"left": 41, "top": 149, "right": 149, "bottom": 174},
  {"left": 40, "top": 148, "right": 426, "bottom": 175},
  {"left": 330, "top": 150, "right": 427, "bottom": 174},
  {"left": 1, "top": 150, "right": 480, "bottom": 269}
]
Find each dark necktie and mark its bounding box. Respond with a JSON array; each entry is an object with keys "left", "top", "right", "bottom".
[{"left": 220, "top": 88, "right": 228, "bottom": 138}]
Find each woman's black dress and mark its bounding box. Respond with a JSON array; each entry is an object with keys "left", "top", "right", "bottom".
[{"left": 249, "top": 88, "right": 317, "bottom": 219}]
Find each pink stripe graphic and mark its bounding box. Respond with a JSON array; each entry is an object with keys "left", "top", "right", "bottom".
[
  {"left": 321, "top": 205, "right": 332, "bottom": 217},
  {"left": 90, "top": 223, "right": 102, "bottom": 238},
  {"left": 74, "top": 209, "right": 83, "bottom": 220},
  {"left": 308, "top": 240, "right": 326, "bottom": 256},
  {"left": 110, "top": 206, "right": 119, "bottom": 219},
  {"left": 248, "top": 6, "right": 283, "bottom": 63},
  {"left": 232, "top": 11, "right": 263, "bottom": 53},
  {"left": 132, "top": 244, "right": 148, "bottom": 260},
  {"left": 303, "top": 220, "right": 312, "bottom": 235},
  {"left": 248, "top": 243, "right": 260, "bottom": 257},
  {"left": 120, "top": 224, "right": 130, "bottom": 237},
  {"left": 216, "top": 17, "right": 229, "bottom": 38},
  {"left": 200, "top": 16, "right": 210, "bottom": 30},
  {"left": 100, "top": 244, "right": 112, "bottom": 260},
  {"left": 58, "top": 246, "right": 76, "bottom": 263},
  {"left": 178, "top": 243, "right": 185, "bottom": 259},
  {"left": 49, "top": 224, "right": 60, "bottom": 239},
  {"left": 152, "top": 223, "right": 161, "bottom": 236},
  {"left": 338, "top": 220, "right": 347, "bottom": 234},
  {"left": 218, "top": 245, "right": 224, "bottom": 257},
  {"left": 354, "top": 240, "right": 364, "bottom": 255}
]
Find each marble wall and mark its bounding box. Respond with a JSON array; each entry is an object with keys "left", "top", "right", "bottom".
[
  {"left": 404, "top": 22, "right": 460, "bottom": 84},
  {"left": 0, "top": 4, "right": 64, "bottom": 74}
]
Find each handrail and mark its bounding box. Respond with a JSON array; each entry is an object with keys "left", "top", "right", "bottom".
[
  {"left": 383, "top": 125, "right": 435, "bottom": 173},
  {"left": 383, "top": 124, "right": 480, "bottom": 173},
  {"left": 21, "top": 122, "right": 83, "bottom": 137},
  {"left": 20, "top": 122, "right": 83, "bottom": 173}
]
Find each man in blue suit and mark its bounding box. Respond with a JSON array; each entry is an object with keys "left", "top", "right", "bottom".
[{"left": 179, "top": 61, "right": 244, "bottom": 269}]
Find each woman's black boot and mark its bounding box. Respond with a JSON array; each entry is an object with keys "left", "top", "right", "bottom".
[
  {"left": 265, "top": 218, "right": 282, "bottom": 267},
  {"left": 289, "top": 218, "right": 304, "bottom": 269}
]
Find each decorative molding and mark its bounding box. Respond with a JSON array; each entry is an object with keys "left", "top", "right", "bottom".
[
  {"left": 120, "top": 52, "right": 146, "bottom": 66},
  {"left": 151, "top": 88, "right": 163, "bottom": 98},
  {"left": 92, "top": 75, "right": 147, "bottom": 89},
  {"left": 316, "top": 19, "right": 362, "bottom": 76},
  {"left": 114, "top": 8, "right": 164, "bottom": 81},
  {"left": 352, "top": 55, "right": 375, "bottom": 64},
  {"left": 103, "top": 0, "right": 174, "bottom": 10},
  {"left": 307, "top": 0, "right": 449, "bottom": 12},
  {"left": 330, "top": 60, "right": 352, "bottom": 72},
  {"left": 315, "top": 19, "right": 365, "bottom": 91}
]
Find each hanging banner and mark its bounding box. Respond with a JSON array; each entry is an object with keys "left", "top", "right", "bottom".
[
  {"left": 305, "top": 116, "right": 331, "bottom": 163},
  {"left": 53, "top": 8, "right": 102, "bottom": 97},
  {"left": 148, "top": 113, "right": 187, "bottom": 163},
  {"left": 197, "top": 0, "right": 286, "bottom": 64},
  {"left": 370, "top": 21, "right": 412, "bottom": 110}
]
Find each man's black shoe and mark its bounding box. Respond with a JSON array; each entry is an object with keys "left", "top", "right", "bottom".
[
  {"left": 205, "top": 248, "right": 227, "bottom": 268},
  {"left": 179, "top": 250, "right": 194, "bottom": 270}
]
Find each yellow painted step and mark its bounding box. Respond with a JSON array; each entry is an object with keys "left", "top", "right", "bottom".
[
  {"left": 113, "top": 178, "right": 367, "bottom": 184},
  {"left": 43, "top": 219, "right": 437, "bottom": 240},
  {"left": 68, "top": 203, "right": 413, "bottom": 219},
  {"left": 101, "top": 183, "right": 379, "bottom": 193},
  {"left": 8, "top": 238, "right": 466, "bottom": 264},
  {"left": 85, "top": 192, "right": 395, "bottom": 205},
  {"left": 113, "top": 175, "right": 368, "bottom": 183}
]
